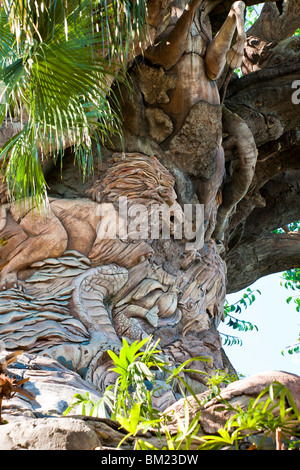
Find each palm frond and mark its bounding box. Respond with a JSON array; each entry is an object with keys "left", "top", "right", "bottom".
[
  {"left": 0, "top": 0, "right": 147, "bottom": 205},
  {"left": 0, "top": 8, "right": 16, "bottom": 62},
  {"left": 0, "top": 125, "right": 48, "bottom": 207},
  {"left": 3, "top": 1, "right": 148, "bottom": 62}
]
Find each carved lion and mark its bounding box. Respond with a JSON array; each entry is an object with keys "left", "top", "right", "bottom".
[{"left": 0, "top": 153, "right": 185, "bottom": 290}]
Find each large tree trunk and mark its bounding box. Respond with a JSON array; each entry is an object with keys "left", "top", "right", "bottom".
[{"left": 0, "top": 0, "right": 299, "bottom": 416}]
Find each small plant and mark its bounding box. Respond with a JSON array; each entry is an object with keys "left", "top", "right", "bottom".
[
  {"left": 65, "top": 336, "right": 300, "bottom": 450},
  {"left": 117, "top": 400, "right": 203, "bottom": 451},
  {"left": 65, "top": 336, "right": 237, "bottom": 449},
  {"left": 198, "top": 381, "right": 300, "bottom": 450},
  {"left": 64, "top": 336, "right": 212, "bottom": 447},
  {"left": 65, "top": 336, "right": 167, "bottom": 421},
  {"left": 204, "top": 369, "right": 238, "bottom": 400},
  {"left": 64, "top": 336, "right": 210, "bottom": 422},
  {"left": 107, "top": 336, "right": 164, "bottom": 420}
]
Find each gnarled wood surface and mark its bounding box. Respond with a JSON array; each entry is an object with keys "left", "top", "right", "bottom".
[{"left": 0, "top": 1, "right": 300, "bottom": 447}]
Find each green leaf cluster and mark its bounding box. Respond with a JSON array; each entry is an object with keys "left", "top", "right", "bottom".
[
  {"left": 0, "top": 0, "right": 147, "bottom": 206},
  {"left": 280, "top": 266, "right": 300, "bottom": 355},
  {"left": 245, "top": 4, "right": 263, "bottom": 30},
  {"left": 107, "top": 337, "right": 165, "bottom": 416},
  {"left": 64, "top": 336, "right": 227, "bottom": 449},
  {"left": 64, "top": 336, "right": 164, "bottom": 421},
  {"left": 273, "top": 221, "right": 300, "bottom": 234},
  {"left": 220, "top": 288, "right": 260, "bottom": 347},
  {"left": 271, "top": 221, "right": 300, "bottom": 355},
  {"left": 64, "top": 336, "right": 300, "bottom": 450},
  {"left": 198, "top": 381, "right": 300, "bottom": 450}
]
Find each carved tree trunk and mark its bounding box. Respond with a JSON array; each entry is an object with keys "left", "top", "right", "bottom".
[{"left": 0, "top": 0, "right": 300, "bottom": 412}]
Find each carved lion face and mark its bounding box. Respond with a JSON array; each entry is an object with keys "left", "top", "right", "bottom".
[{"left": 87, "top": 153, "right": 177, "bottom": 207}]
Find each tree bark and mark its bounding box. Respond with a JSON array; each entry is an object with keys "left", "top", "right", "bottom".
[
  {"left": 0, "top": 0, "right": 300, "bottom": 407},
  {"left": 227, "top": 232, "right": 300, "bottom": 293}
]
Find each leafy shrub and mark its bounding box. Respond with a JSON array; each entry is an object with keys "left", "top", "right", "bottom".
[{"left": 65, "top": 336, "right": 300, "bottom": 450}]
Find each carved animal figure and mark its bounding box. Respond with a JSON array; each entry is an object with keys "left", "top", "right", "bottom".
[
  {"left": 117, "top": 1, "right": 257, "bottom": 242},
  {"left": 0, "top": 153, "right": 184, "bottom": 290}
]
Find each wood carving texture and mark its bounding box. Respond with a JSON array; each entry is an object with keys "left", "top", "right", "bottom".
[
  {"left": 0, "top": 153, "right": 226, "bottom": 400},
  {"left": 0, "top": 1, "right": 264, "bottom": 403}
]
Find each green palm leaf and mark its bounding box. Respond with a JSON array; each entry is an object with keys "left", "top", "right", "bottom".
[{"left": 0, "top": 0, "right": 147, "bottom": 205}]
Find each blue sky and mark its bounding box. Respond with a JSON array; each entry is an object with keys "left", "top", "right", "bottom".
[{"left": 219, "top": 273, "right": 300, "bottom": 378}]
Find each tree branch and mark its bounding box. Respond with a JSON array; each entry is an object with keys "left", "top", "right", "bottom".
[
  {"left": 242, "top": 0, "right": 300, "bottom": 73},
  {"left": 246, "top": 0, "right": 300, "bottom": 42},
  {"left": 226, "top": 232, "right": 300, "bottom": 293},
  {"left": 209, "top": 0, "right": 278, "bottom": 35},
  {"left": 224, "top": 59, "right": 300, "bottom": 153},
  {"left": 239, "top": 171, "right": 300, "bottom": 237},
  {"left": 226, "top": 60, "right": 300, "bottom": 100},
  {"left": 226, "top": 168, "right": 300, "bottom": 253}
]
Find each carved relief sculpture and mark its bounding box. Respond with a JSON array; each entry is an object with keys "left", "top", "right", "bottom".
[{"left": 0, "top": 0, "right": 261, "bottom": 407}]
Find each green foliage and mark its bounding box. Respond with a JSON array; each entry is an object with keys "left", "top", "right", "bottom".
[
  {"left": 282, "top": 341, "right": 300, "bottom": 356},
  {"left": 220, "top": 288, "right": 260, "bottom": 347},
  {"left": 102, "top": 337, "right": 233, "bottom": 450},
  {"left": 200, "top": 369, "right": 239, "bottom": 406},
  {"left": 64, "top": 336, "right": 210, "bottom": 423},
  {"left": 198, "top": 381, "right": 300, "bottom": 450},
  {"left": 165, "top": 355, "right": 211, "bottom": 408},
  {"left": 0, "top": 0, "right": 148, "bottom": 205},
  {"left": 245, "top": 4, "right": 263, "bottom": 30},
  {"left": 205, "top": 368, "right": 238, "bottom": 390},
  {"left": 63, "top": 336, "right": 228, "bottom": 449},
  {"left": 117, "top": 400, "right": 204, "bottom": 451},
  {"left": 273, "top": 221, "right": 300, "bottom": 234},
  {"left": 271, "top": 221, "right": 300, "bottom": 355},
  {"left": 65, "top": 336, "right": 300, "bottom": 450},
  {"left": 107, "top": 336, "right": 165, "bottom": 420},
  {"left": 64, "top": 337, "right": 216, "bottom": 450},
  {"left": 282, "top": 269, "right": 300, "bottom": 293},
  {"left": 280, "top": 268, "right": 300, "bottom": 355},
  {"left": 63, "top": 389, "right": 115, "bottom": 418},
  {"left": 64, "top": 336, "right": 164, "bottom": 421}
]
